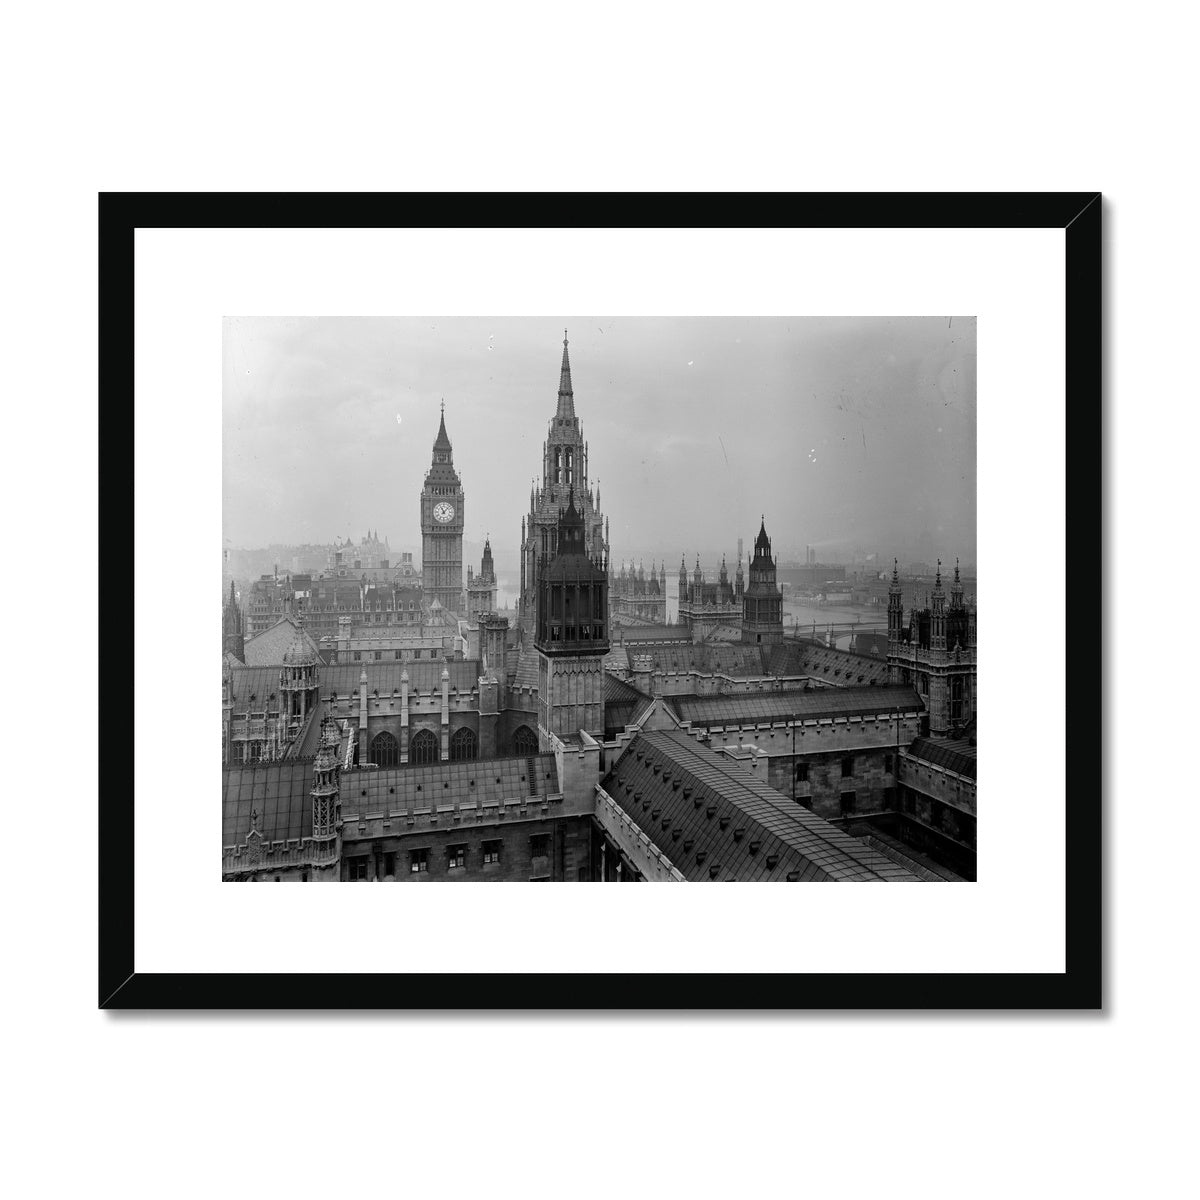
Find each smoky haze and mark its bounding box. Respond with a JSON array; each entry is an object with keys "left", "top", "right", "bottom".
[{"left": 223, "top": 316, "right": 976, "bottom": 570}]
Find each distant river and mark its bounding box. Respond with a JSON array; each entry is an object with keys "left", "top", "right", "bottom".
[{"left": 496, "top": 578, "right": 886, "bottom": 650}]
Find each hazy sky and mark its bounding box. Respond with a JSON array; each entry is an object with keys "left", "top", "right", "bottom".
[{"left": 223, "top": 316, "right": 975, "bottom": 568}]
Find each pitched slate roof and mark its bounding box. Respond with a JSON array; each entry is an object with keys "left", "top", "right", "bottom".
[
  {"left": 906, "top": 736, "right": 977, "bottom": 780},
  {"left": 851, "top": 631, "right": 890, "bottom": 658},
  {"left": 604, "top": 674, "right": 654, "bottom": 738},
  {"left": 764, "top": 640, "right": 891, "bottom": 685},
  {"left": 223, "top": 760, "right": 315, "bottom": 847},
  {"left": 629, "top": 642, "right": 767, "bottom": 677},
  {"left": 603, "top": 644, "right": 631, "bottom": 674},
  {"left": 340, "top": 753, "right": 559, "bottom": 821},
  {"left": 243, "top": 617, "right": 321, "bottom": 666},
  {"left": 290, "top": 702, "right": 330, "bottom": 759},
  {"left": 612, "top": 625, "right": 693, "bottom": 643},
  {"left": 227, "top": 665, "right": 288, "bottom": 710},
  {"left": 671, "top": 685, "right": 923, "bottom": 728},
  {"left": 511, "top": 644, "right": 540, "bottom": 690},
  {"left": 600, "top": 730, "right": 919, "bottom": 882},
  {"left": 224, "top": 752, "right": 562, "bottom": 848}
]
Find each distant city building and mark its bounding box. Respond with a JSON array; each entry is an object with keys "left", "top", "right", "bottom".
[
  {"left": 246, "top": 572, "right": 292, "bottom": 638},
  {"left": 465, "top": 537, "right": 498, "bottom": 621},
  {"left": 612, "top": 560, "right": 667, "bottom": 625},
  {"left": 327, "top": 530, "right": 391, "bottom": 572},
  {"left": 776, "top": 563, "right": 847, "bottom": 590}
]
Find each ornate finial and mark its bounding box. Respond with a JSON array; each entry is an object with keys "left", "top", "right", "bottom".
[
  {"left": 440, "top": 397, "right": 444, "bottom": 415},
  {"left": 564, "top": 327, "right": 568, "bottom": 344},
  {"left": 249, "top": 807, "right": 258, "bottom": 830},
  {"left": 954, "top": 557, "right": 961, "bottom": 584}
]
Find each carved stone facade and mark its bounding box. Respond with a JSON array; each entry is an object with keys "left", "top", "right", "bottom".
[
  {"left": 886, "top": 558, "right": 977, "bottom": 738},
  {"left": 678, "top": 554, "right": 742, "bottom": 635}
]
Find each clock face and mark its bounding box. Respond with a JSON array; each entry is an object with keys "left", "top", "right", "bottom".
[{"left": 433, "top": 501, "right": 455, "bottom": 524}]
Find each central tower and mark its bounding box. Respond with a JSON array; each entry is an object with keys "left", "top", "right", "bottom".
[
  {"left": 420, "top": 402, "right": 465, "bottom": 614},
  {"left": 534, "top": 488, "right": 610, "bottom": 745},
  {"left": 519, "top": 331, "right": 609, "bottom": 639}
]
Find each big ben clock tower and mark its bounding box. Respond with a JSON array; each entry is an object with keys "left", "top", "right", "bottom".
[{"left": 420, "top": 402, "right": 465, "bottom": 613}]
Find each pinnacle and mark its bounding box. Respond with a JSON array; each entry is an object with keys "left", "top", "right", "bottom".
[{"left": 556, "top": 329, "right": 576, "bottom": 420}]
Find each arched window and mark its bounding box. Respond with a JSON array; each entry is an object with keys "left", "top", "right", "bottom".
[
  {"left": 450, "top": 726, "right": 477, "bottom": 762},
  {"left": 410, "top": 729, "right": 438, "bottom": 764},
  {"left": 369, "top": 730, "right": 399, "bottom": 768},
  {"left": 511, "top": 725, "right": 538, "bottom": 758}
]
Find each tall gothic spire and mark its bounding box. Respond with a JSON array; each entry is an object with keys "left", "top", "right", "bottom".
[
  {"left": 556, "top": 329, "right": 576, "bottom": 420},
  {"left": 433, "top": 400, "right": 452, "bottom": 453}
]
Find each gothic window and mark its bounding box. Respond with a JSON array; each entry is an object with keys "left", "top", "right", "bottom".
[
  {"left": 410, "top": 729, "right": 438, "bottom": 764},
  {"left": 370, "top": 731, "right": 399, "bottom": 768},
  {"left": 450, "top": 726, "right": 477, "bottom": 762},
  {"left": 511, "top": 725, "right": 538, "bottom": 757}
]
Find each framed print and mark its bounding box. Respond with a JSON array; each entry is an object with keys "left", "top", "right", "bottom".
[{"left": 99, "top": 192, "right": 1100, "bottom": 1009}]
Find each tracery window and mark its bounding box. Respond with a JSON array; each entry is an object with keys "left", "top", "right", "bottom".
[
  {"left": 409, "top": 729, "right": 438, "bottom": 764},
  {"left": 511, "top": 725, "right": 538, "bottom": 758},
  {"left": 450, "top": 726, "right": 477, "bottom": 762},
  {"left": 370, "top": 730, "right": 399, "bottom": 768}
]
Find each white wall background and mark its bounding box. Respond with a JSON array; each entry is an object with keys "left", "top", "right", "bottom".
[{"left": 1, "top": 3, "right": 1187, "bottom": 1198}]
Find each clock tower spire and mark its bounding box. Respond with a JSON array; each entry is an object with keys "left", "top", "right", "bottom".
[{"left": 420, "top": 402, "right": 465, "bottom": 614}]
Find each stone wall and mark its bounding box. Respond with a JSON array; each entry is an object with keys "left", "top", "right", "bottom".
[{"left": 340, "top": 814, "right": 595, "bottom": 882}]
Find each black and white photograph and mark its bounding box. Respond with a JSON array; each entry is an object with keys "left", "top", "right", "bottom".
[
  {"left": 13, "top": 0, "right": 1197, "bottom": 1187},
  {"left": 221, "top": 315, "right": 977, "bottom": 883}
]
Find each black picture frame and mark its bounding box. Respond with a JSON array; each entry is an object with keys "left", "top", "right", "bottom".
[{"left": 99, "top": 192, "right": 1101, "bottom": 1010}]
